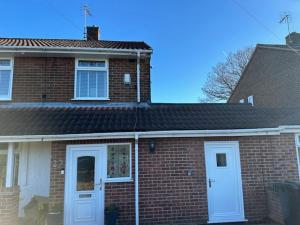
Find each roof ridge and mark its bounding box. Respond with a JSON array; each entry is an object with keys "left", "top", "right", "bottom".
[{"left": 0, "top": 37, "right": 147, "bottom": 44}]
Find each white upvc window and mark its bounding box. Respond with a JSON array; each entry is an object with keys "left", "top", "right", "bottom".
[
  {"left": 74, "top": 59, "right": 109, "bottom": 100},
  {"left": 295, "top": 135, "right": 300, "bottom": 178},
  {"left": 239, "top": 99, "right": 245, "bottom": 103},
  {"left": 247, "top": 95, "right": 254, "bottom": 106},
  {"left": 0, "top": 143, "right": 19, "bottom": 188},
  {"left": 0, "top": 58, "right": 13, "bottom": 101},
  {"left": 105, "top": 143, "right": 132, "bottom": 182}
]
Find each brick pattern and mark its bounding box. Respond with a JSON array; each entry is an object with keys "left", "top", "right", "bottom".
[
  {"left": 138, "top": 138, "right": 208, "bottom": 225},
  {"left": 49, "top": 139, "right": 135, "bottom": 225},
  {"left": 48, "top": 134, "right": 299, "bottom": 225},
  {"left": 140, "top": 58, "right": 151, "bottom": 102},
  {"left": 10, "top": 57, "right": 151, "bottom": 103},
  {"left": 267, "top": 188, "right": 284, "bottom": 225},
  {"left": 0, "top": 187, "right": 19, "bottom": 225},
  {"left": 12, "top": 57, "right": 75, "bottom": 102}
]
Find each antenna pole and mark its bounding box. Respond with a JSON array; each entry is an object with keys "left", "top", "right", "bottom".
[
  {"left": 83, "top": 1, "right": 92, "bottom": 39},
  {"left": 279, "top": 14, "right": 292, "bottom": 42}
]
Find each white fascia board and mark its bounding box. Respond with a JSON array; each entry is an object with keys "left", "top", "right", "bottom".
[
  {"left": 0, "top": 128, "right": 283, "bottom": 143},
  {"left": 0, "top": 46, "right": 153, "bottom": 55},
  {"left": 138, "top": 128, "right": 281, "bottom": 138},
  {"left": 279, "top": 125, "right": 300, "bottom": 133}
]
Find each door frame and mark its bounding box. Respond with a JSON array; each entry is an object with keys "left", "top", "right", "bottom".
[
  {"left": 204, "top": 141, "right": 246, "bottom": 223},
  {"left": 64, "top": 144, "right": 106, "bottom": 225}
]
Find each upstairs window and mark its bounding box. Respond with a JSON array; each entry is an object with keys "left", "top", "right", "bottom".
[
  {"left": 75, "top": 59, "right": 108, "bottom": 100},
  {"left": 0, "top": 59, "right": 13, "bottom": 100},
  {"left": 247, "top": 95, "right": 254, "bottom": 106}
]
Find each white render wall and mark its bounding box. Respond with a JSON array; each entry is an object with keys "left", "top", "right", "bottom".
[{"left": 18, "top": 142, "right": 51, "bottom": 217}]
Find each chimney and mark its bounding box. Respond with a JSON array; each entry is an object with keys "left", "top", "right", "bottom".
[
  {"left": 86, "top": 26, "right": 99, "bottom": 41},
  {"left": 286, "top": 32, "right": 300, "bottom": 46}
]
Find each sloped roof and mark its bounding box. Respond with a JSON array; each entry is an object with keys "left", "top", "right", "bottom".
[
  {"left": 0, "top": 38, "right": 152, "bottom": 50},
  {"left": 0, "top": 103, "right": 298, "bottom": 136},
  {"left": 228, "top": 43, "right": 300, "bottom": 104}
]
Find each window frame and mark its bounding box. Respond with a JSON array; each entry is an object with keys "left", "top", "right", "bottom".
[
  {"left": 295, "top": 134, "right": 300, "bottom": 179},
  {"left": 247, "top": 95, "right": 254, "bottom": 106},
  {"left": 0, "top": 143, "right": 18, "bottom": 188},
  {"left": 105, "top": 143, "right": 132, "bottom": 183},
  {"left": 74, "top": 58, "right": 109, "bottom": 100},
  {"left": 0, "top": 58, "right": 14, "bottom": 101}
]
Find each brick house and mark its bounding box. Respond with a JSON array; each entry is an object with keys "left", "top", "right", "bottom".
[
  {"left": 0, "top": 26, "right": 300, "bottom": 225},
  {"left": 229, "top": 32, "right": 300, "bottom": 108}
]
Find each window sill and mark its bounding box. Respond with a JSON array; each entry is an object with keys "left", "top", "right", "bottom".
[
  {"left": 71, "top": 98, "right": 110, "bottom": 101},
  {"left": 105, "top": 178, "right": 133, "bottom": 183},
  {"left": 0, "top": 98, "right": 12, "bottom": 101}
]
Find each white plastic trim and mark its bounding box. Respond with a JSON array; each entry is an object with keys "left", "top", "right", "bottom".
[
  {"left": 294, "top": 134, "right": 300, "bottom": 179},
  {"left": 5, "top": 143, "right": 14, "bottom": 188},
  {"left": 0, "top": 128, "right": 285, "bottom": 143},
  {"left": 0, "top": 45, "right": 153, "bottom": 54},
  {"left": 135, "top": 134, "right": 139, "bottom": 225}
]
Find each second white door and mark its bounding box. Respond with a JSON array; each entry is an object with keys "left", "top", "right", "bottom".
[{"left": 205, "top": 142, "right": 245, "bottom": 223}]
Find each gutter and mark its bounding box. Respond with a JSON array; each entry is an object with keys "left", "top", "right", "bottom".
[{"left": 0, "top": 127, "right": 285, "bottom": 143}]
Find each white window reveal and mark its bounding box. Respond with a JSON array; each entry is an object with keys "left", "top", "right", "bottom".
[
  {"left": 0, "top": 143, "right": 19, "bottom": 188},
  {"left": 0, "top": 58, "right": 13, "bottom": 100},
  {"left": 295, "top": 135, "right": 300, "bottom": 178},
  {"left": 106, "top": 144, "right": 131, "bottom": 182},
  {"left": 239, "top": 99, "right": 245, "bottom": 103},
  {"left": 75, "top": 59, "right": 109, "bottom": 100},
  {"left": 247, "top": 95, "right": 254, "bottom": 106}
]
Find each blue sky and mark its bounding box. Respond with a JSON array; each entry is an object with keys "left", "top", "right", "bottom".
[{"left": 1, "top": 0, "right": 300, "bottom": 103}]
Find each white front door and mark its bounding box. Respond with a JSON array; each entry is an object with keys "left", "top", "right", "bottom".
[
  {"left": 65, "top": 145, "right": 105, "bottom": 225},
  {"left": 204, "top": 142, "right": 245, "bottom": 223}
]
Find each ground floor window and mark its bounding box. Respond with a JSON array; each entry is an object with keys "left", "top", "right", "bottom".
[{"left": 107, "top": 144, "right": 131, "bottom": 181}]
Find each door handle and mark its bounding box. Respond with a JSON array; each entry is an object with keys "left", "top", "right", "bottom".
[
  {"left": 208, "top": 178, "right": 215, "bottom": 188},
  {"left": 99, "top": 178, "right": 102, "bottom": 190},
  {"left": 96, "top": 178, "right": 102, "bottom": 190}
]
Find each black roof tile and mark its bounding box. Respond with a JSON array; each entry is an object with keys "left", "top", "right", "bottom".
[{"left": 0, "top": 103, "right": 298, "bottom": 136}]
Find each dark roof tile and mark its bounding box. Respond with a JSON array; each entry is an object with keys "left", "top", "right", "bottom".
[
  {"left": 0, "top": 103, "right": 299, "bottom": 136},
  {"left": 0, "top": 38, "right": 152, "bottom": 50}
]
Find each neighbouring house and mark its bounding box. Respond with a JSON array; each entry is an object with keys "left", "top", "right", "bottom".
[
  {"left": 229, "top": 32, "right": 300, "bottom": 108},
  {"left": 0, "top": 26, "right": 300, "bottom": 225}
]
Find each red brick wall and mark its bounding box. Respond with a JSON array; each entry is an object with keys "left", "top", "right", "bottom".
[
  {"left": 11, "top": 57, "right": 151, "bottom": 103},
  {"left": 48, "top": 134, "right": 299, "bottom": 225},
  {"left": 138, "top": 134, "right": 299, "bottom": 224},
  {"left": 0, "top": 187, "right": 19, "bottom": 225},
  {"left": 13, "top": 57, "right": 75, "bottom": 102},
  {"left": 138, "top": 138, "right": 208, "bottom": 225}
]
